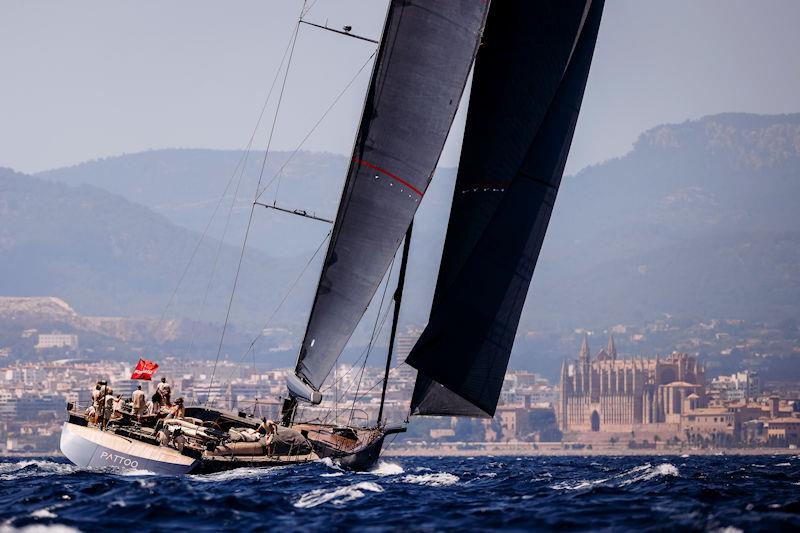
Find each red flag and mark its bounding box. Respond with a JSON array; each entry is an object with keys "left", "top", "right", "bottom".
[{"left": 131, "top": 358, "right": 159, "bottom": 380}]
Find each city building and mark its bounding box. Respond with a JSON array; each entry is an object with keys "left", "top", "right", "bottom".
[
  {"left": 709, "top": 370, "right": 760, "bottom": 402},
  {"left": 35, "top": 332, "right": 79, "bottom": 351},
  {"left": 558, "top": 335, "right": 706, "bottom": 434}
]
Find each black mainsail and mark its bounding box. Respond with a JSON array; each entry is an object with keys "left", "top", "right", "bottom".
[
  {"left": 286, "top": 1, "right": 489, "bottom": 406},
  {"left": 407, "top": 0, "right": 605, "bottom": 417}
]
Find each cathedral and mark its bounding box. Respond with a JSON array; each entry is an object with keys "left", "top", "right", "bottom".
[{"left": 558, "top": 335, "right": 706, "bottom": 434}]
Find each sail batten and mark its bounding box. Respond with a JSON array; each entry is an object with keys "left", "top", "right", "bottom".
[
  {"left": 408, "top": 0, "right": 605, "bottom": 417},
  {"left": 291, "top": 1, "right": 490, "bottom": 394}
]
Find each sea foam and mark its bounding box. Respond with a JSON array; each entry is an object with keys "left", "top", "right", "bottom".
[
  {"left": 400, "top": 472, "right": 459, "bottom": 487},
  {"left": 294, "top": 482, "right": 383, "bottom": 508},
  {"left": 361, "top": 461, "right": 404, "bottom": 476}
]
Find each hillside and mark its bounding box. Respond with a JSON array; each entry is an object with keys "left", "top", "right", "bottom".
[
  {"left": 0, "top": 168, "right": 317, "bottom": 344},
  {"left": 5, "top": 113, "right": 800, "bottom": 366},
  {"left": 524, "top": 112, "right": 800, "bottom": 329}
]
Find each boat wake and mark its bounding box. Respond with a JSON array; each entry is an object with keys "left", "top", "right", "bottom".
[
  {"left": 294, "top": 481, "right": 384, "bottom": 509},
  {"left": 360, "top": 461, "right": 404, "bottom": 476}
]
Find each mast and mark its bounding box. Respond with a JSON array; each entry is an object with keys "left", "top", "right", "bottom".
[{"left": 377, "top": 221, "right": 412, "bottom": 425}]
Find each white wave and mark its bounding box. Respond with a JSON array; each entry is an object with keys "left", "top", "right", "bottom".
[
  {"left": 680, "top": 454, "right": 690, "bottom": 458},
  {"left": 30, "top": 509, "right": 57, "bottom": 519},
  {"left": 0, "top": 461, "right": 78, "bottom": 481},
  {"left": 550, "top": 477, "right": 610, "bottom": 491},
  {"left": 619, "top": 463, "right": 679, "bottom": 486},
  {"left": 320, "top": 472, "right": 344, "bottom": 478},
  {"left": 318, "top": 457, "right": 344, "bottom": 471},
  {"left": 190, "top": 465, "right": 286, "bottom": 483},
  {"left": 0, "top": 525, "right": 82, "bottom": 533},
  {"left": 532, "top": 472, "right": 552, "bottom": 482},
  {"left": 400, "top": 473, "right": 459, "bottom": 487},
  {"left": 711, "top": 527, "right": 744, "bottom": 533},
  {"left": 550, "top": 463, "right": 678, "bottom": 491},
  {"left": 294, "top": 481, "right": 383, "bottom": 509},
  {"left": 359, "top": 461, "right": 404, "bottom": 477},
  {"left": 117, "top": 469, "right": 157, "bottom": 477},
  {"left": 479, "top": 472, "right": 497, "bottom": 478},
  {"left": 412, "top": 466, "right": 432, "bottom": 472},
  {"left": 775, "top": 462, "right": 791, "bottom": 467}
]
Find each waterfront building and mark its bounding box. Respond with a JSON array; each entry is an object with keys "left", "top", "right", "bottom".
[
  {"left": 558, "top": 335, "right": 706, "bottom": 433},
  {"left": 709, "top": 370, "right": 761, "bottom": 402}
]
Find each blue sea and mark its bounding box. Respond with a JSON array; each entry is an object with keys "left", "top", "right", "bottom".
[{"left": 1, "top": 454, "right": 799, "bottom": 532}]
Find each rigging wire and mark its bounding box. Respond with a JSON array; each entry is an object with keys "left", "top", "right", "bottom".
[
  {"left": 204, "top": 1, "right": 378, "bottom": 403},
  {"left": 254, "top": 48, "right": 377, "bottom": 203},
  {"left": 142, "top": 0, "right": 303, "bottom": 367},
  {"left": 183, "top": 17, "right": 302, "bottom": 363},
  {"left": 351, "top": 360, "right": 413, "bottom": 405},
  {"left": 213, "top": 229, "right": 331, "bottom": 403},
  {"left": 346, "top": 257, "right": 395, "bottom": 426},
  {"left": 140, "top": 147, "right": 250, "bottom": 361},
  {"left": 208, "top": 42, "right": 378, "bottom": 394},
  {"left": 205, "top": 1, "right": 307, "bottom": 405}
]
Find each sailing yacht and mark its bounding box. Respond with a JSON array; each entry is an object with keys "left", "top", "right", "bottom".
[{"left": 59, "top": 0, "right": 604, "bottom": 474}]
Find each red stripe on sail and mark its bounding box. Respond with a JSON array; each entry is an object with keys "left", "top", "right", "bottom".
[{"left": 354, "top": 158, "right": 424, "bottom": 197}]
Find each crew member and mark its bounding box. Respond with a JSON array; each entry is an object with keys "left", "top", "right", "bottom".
[
  {"left": 112, "top": 394, "right": 125, "bottom": 420},
  {"left": 157, "top": 377, "right": 171, "bottom": 407},
  {"left": 102, "top": 393, "right": 115, "bottom": 429},
  {"left": 256, "top": 417, "right": 277, "bottom": 436},
  {"left": 167, "top": 397, "right": 185, "bottom": 419},
  {"left": 154, "top": 397, "right": 186, "bottom": 434},
  {"left": 91, "top": 383, "right": 102, "bottom": 424},
  {"left": 257, "top": 418, "right": 277, "bottom": 455},
  {"left": 132, "top": 385, "right": 146, "bottom": 419},
  {"left": 96, "top": 381, "right": 112, "bottom": 427},
  {"left": 151, "top": 391, "right": 162, "bottom": 414}
]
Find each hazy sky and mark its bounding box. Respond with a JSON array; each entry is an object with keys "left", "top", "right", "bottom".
[{"left": 2, "top": 0, "right": 799, "bottom": 175}]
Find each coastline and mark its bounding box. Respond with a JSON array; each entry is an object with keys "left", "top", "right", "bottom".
[
  {"left": 4, "top": 447, "right": 797, "bottom": 459},
  {"left": 383, "top": 444, "right": 799, "bottom": 457}
]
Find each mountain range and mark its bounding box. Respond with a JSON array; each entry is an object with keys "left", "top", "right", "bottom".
[{"left": 2, "top": 112, "right": 799, "bottom": 363}]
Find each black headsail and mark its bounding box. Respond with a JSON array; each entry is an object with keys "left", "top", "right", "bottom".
[
  {"left": 406, "top": 0, "right": 605, "bottom": 417},
  {"left": 286, "top": 1, "right": 489, "bottom": 409}
]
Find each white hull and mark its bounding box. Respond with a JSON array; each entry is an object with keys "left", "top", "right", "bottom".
[{"left": 59, "top": 422, "right": 199, "bottom": 474}]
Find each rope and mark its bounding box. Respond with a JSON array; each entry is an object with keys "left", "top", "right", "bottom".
[
  {"left": 313, "top": 282, "right": 395, "bottom": 427},
  {"left": 213, "top": 229, "right": 331, "bottom": 402},
  {"left": 254, "top": 49, "right": 376, "bottom": 202},
  {"left": 202, "top": 1, "right": 377, "bottom": 407},
  {"left": 205, "top": 2, "right": 307, "bottom": 405},
  {"left": 347, "top": 258, "right": 394, "bottom": 425},
  {"left": 183, "top": 18, "right": 300, "bottom": 361},
  {"left": 208, "top": 45, "right": 378, "bottom": 397}
]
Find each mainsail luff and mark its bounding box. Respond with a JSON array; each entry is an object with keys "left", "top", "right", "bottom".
[
  {"left": 290, "top": 1, "right": 490, "bottom": 397},
  {"left": 407, "top": 0, "right": 605, "bottom": 417}
]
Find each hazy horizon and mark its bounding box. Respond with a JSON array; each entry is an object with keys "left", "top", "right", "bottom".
[{"left": 2, "top": 0, "right": 800, "bottom": 176}]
